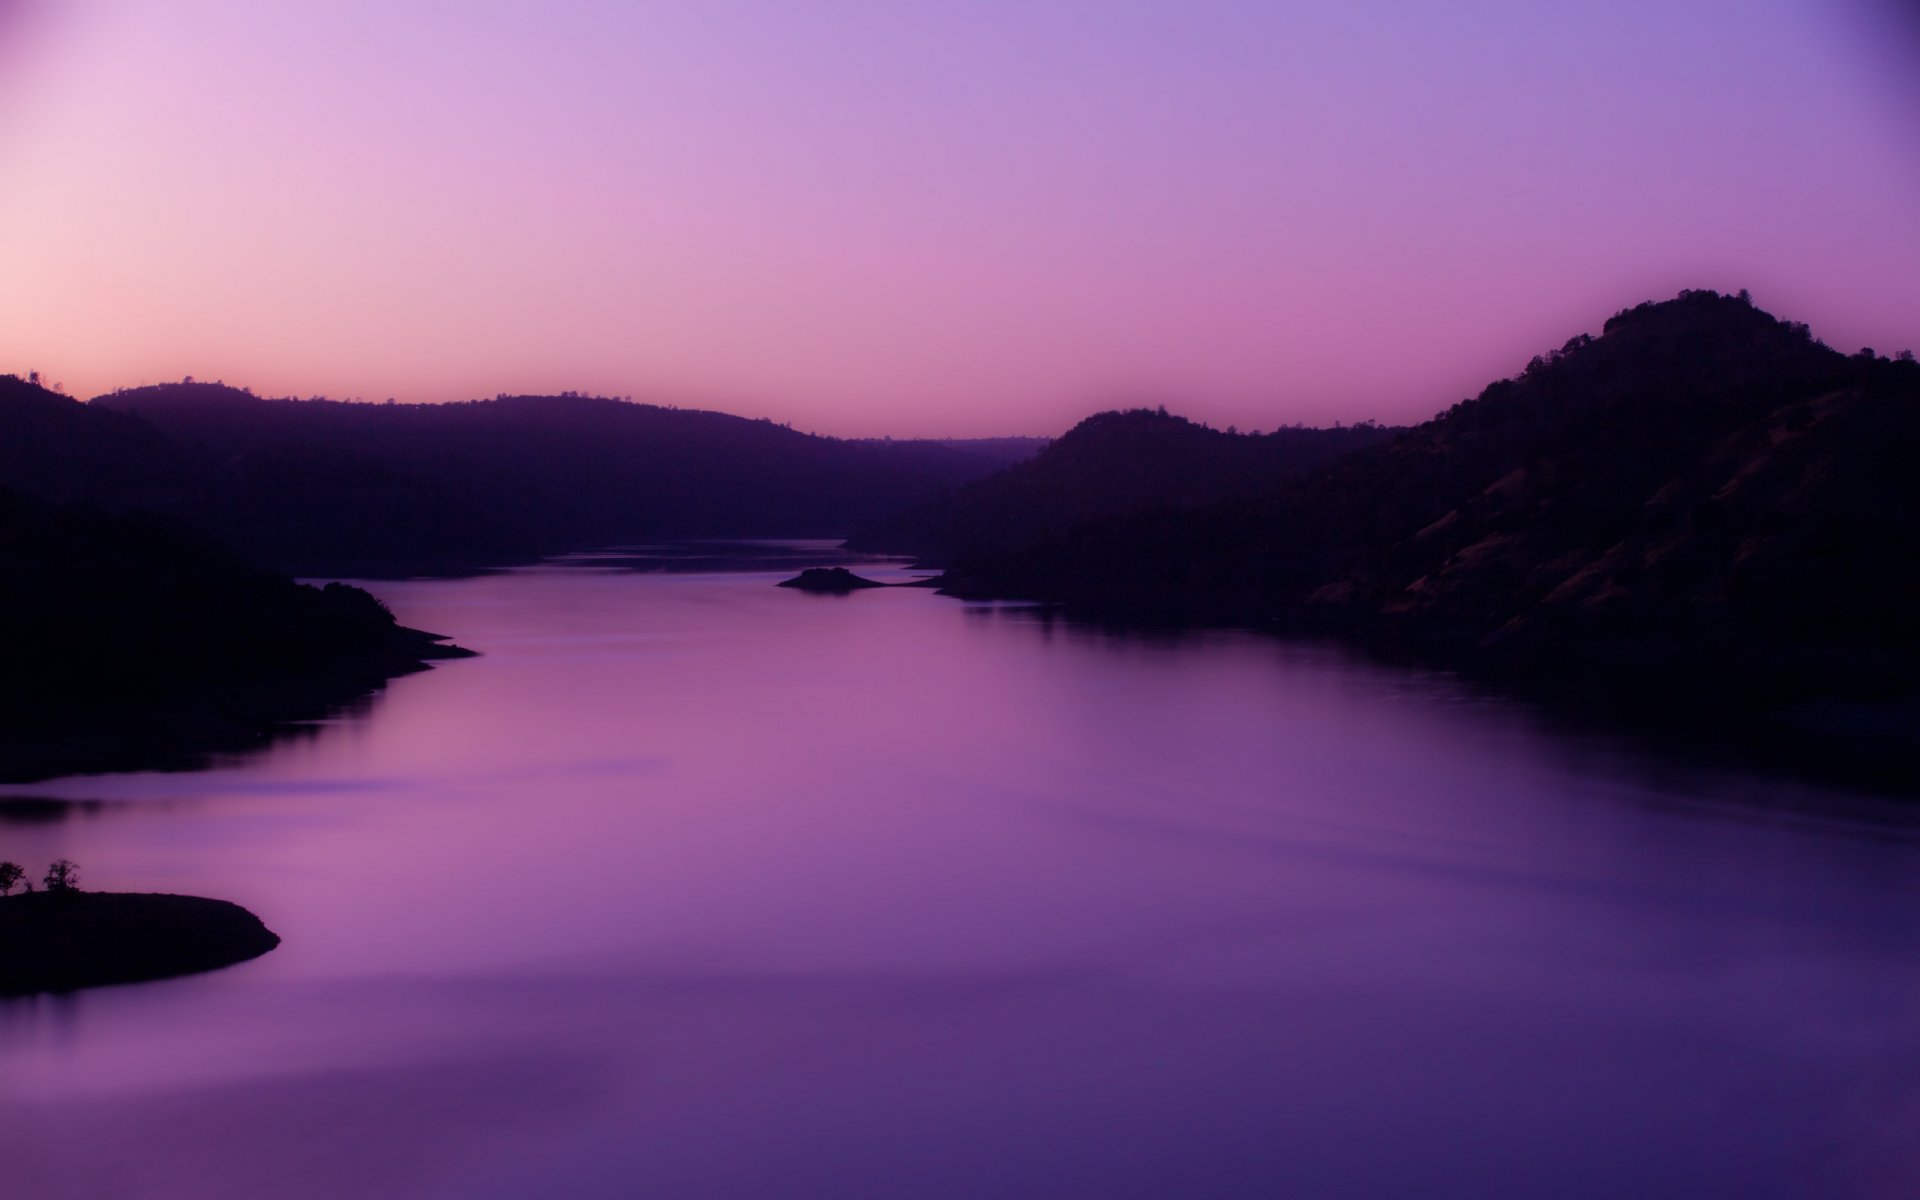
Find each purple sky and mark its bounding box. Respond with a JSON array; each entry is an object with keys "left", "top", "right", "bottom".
[{"left": 2, "top": 0, "right": 1917, "bottom": 436}]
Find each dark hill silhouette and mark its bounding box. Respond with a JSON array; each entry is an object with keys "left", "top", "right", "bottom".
[
  {"left": 0, "top": 891, "right": 279, "bottom": 994},
  {"left": 0, "top": 487, "right": 471, "bottom": 781},
  {"left": 848, "top": 408, "right": 1398, "bottom": 562},
  {"left": 0, "top": 374, "right": 202, "bottom": 510},
  {"left": 920, "top": 291, "right": 1920, "bottom": 782},
  {"left": 50, "top": 384, "right": 1028, "bottom": 575}
]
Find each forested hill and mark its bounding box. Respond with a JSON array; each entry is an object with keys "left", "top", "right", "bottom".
[
  {"left": 0, "top": 487, "right": 469, "bottom": 781},
  {"left": 929, "top": 291, "right": 1920, "bottom": 777},
  {"left": 0, "top": 381, "right": 1027, "bottom": 576},
  {"left": 0, "top": 374, "right": 201, "bottom": 510},
  {"left": 849, "top": 409, "right": 1398, "bottom": 561}
]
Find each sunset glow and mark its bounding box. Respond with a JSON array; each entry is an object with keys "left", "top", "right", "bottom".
[
  {"left": 8, "top": 8, "right": 1920, "bottom": 1192},
  {"left": 3, "top": 0, "right": 1918, "bottom": 435}
]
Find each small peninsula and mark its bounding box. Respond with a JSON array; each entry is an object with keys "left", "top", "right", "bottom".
[
  {"left": 0, "top": 891, "right": 281, "bottom": 995},
  {"left": 0, "top": 483, "right": 475, "bottom": 782}
]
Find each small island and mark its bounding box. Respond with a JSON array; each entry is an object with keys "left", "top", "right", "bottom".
[
  {"left": 776, "top": 566, "right": 892, "bottom": 593},
  {"left": 0, "top": 861, "right": 280, "bottom": 995}
]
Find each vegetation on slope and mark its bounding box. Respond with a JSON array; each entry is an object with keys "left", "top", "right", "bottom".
[
  {"left": 850, "top": 408, "right": 1397, "bottom": 562},
  {"left": 0, "top": 486, "right": 470, "bottom": 781},
  {"left": 43, "top": 384, "right": 1034, "bottom": 575},
  {"left": 928, "top": 291, "right": 1920, "bottom": 776}
]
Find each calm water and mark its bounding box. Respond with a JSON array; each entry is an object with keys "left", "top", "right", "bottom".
[{"left": 4, "top": 546, "right": 1920, "bottom": 1199}]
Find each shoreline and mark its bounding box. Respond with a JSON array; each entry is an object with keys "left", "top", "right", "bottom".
[{"left": 0, "top": 892, "right": 281, "bottom": 995}]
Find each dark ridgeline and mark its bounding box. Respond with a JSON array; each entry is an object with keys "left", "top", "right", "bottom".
[
  {"left": 0, "top": 485, "right": 471, "bottom": 782},
  {"left": 41, "top": 383, "right": 1038, "bottom": 576},
  {"left": 877, "top": 291, "right": 1920, "bottom": 783},
  {"left": 0, "top": 372, "right": 203, "bottom": 509},
  {"left": 848, "top": 407, "right": 1399, "bottom": 561}
]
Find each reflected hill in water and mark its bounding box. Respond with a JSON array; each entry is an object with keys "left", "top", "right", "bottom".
[
  {"left": 5, "top": 289, "right": 1916, "bottom": 789},
  {"left": 545, "top": 540, "right": 905, "bottom": 575},
  {"left": 0, "top": 487, "right": 470, "bottom": 783},
  {"left": 868, "top": 291, "right": 1920, "bottom": 787}
]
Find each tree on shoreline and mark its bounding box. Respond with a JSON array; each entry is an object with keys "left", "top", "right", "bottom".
[
  {"left": 43, "top": 859, "right": 79, "bottom": 893},
  {"left": 0, "top": 861, "right": 21, "bottom": 895}
]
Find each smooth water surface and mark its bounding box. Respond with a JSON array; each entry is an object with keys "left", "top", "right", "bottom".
[{"left": 4, "top": 546, "right": 1920, "bottom": 1198}]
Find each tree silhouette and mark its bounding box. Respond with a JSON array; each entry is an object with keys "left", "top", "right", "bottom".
[
  {"left": 43, "top": 859, "right": 79, "bottom": 893},
  {"left": 0, "top": 861, "right": 22, "bottom": 895}
]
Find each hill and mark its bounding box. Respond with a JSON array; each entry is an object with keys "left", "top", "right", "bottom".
[
  {"left": 925, "top": 291, "right": 1920, "bottom": 780},
  {"left": 0, "top": 487, "right": 470, "bottom": 781},
  {"left": 0, "top": 374, "right": 202, "bottom": 510},
  {"left": 849, "top": 409, "right": 1397, "bottom": 561},
  {"left": 0, "top": 380, "right": 1026, "bottom": 576}
]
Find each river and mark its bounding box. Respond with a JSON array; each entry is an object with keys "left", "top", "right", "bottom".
[{"left": 4, "top": 545, "right": 1919, "bottom": 1198}]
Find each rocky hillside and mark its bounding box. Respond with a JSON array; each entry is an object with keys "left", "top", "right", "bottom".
[{"left": 932, "top": 291, "right": 1920, "bottom": 778}]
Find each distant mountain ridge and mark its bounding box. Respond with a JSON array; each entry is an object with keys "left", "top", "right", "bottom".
[
  {"left": 0, "top": 380, "right": 1038, "bottom": 576},
  {"left": 0, "top": 374, "right": 201, "bottom": 510}
]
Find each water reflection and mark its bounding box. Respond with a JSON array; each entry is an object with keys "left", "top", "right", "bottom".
[
  {"left": 547, "top": 539, "right": 907, "bottom": 574},
  {"left": 5, "top": 554, "right": 1920, "bottom": 1198},
  {"left": 0, "top": 798, "right": 120, "bottom": 826}
]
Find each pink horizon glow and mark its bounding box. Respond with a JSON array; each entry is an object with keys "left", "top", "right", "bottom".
[{"left": 2, "top": 1, "right": 1918, "bottom": 438}]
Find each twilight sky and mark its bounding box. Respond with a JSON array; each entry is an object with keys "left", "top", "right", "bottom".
[{"left": 2, "top": 1, "right": 1917, "bottom": 437}]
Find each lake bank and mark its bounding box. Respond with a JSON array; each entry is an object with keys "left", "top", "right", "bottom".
[{"left": 0, "top": 892, "right": 280, "bottom": 995}]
